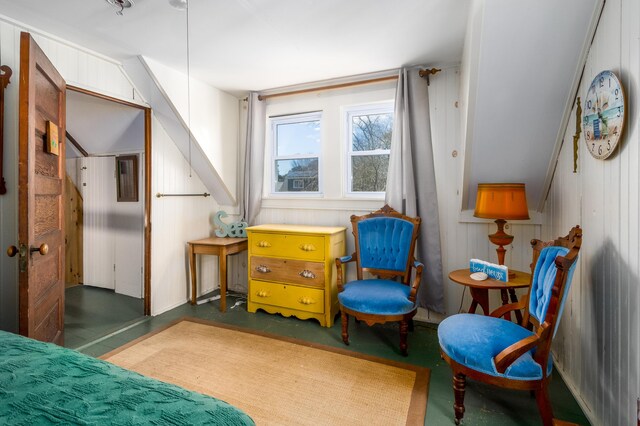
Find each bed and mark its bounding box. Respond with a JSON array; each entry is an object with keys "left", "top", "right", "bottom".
[{"left": 0, "top": 330, "right": 254, "bottom": 425}]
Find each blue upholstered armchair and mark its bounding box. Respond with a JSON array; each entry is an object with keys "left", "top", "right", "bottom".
[
  {"left": 438, "top": 226, "right": 582, "bottom": 426},
  {"left": 335, "top": 204, "right": 423, "bottom": 356}
]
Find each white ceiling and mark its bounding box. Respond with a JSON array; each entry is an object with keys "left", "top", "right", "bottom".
[
  {"left": 0, "top": 0, "right": 602, "bottom": 211},
  {"left": 66, "top": 90, "right": 144, "bottom": 157},
  {"left": 0, "top": 0, "right": 471, "bottom": 94}
]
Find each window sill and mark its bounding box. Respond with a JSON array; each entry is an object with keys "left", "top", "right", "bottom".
[{"left": 261, "top": 198, "right": 385, "bottom": 211}]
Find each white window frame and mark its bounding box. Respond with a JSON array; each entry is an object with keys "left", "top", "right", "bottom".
[
  {"left": 269, "top": 111, "right": 323, "bottom": 196},
  {"left": 344, "top": 102, "right": 394, "bottom": 198}
]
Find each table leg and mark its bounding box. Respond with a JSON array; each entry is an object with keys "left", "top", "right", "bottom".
[
  {"left": 469, "top": 288, "right": 490, "bottom": 315},
  {"left": 189, "top": 244, "right": 197, "bottom": 305},
  {"left": 468, "top": 299, "right": 479, "bottom": 314},
  {"left": 219, "top": 248, "right": 227, "bottom": 312},
  {"left": 508, "top": 288, "right": 523, "bottom": 324},
  {"left": 500, "top": 289, "right": 512, "bottom": 321}
]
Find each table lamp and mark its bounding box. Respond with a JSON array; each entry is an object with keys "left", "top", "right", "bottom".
[{"left": 473, "top": 183, "right": 529, "bottom": 277}]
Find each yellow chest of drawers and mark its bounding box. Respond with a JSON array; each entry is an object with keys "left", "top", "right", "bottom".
[{"left": 246, "top": 224, "right": 346, "bottom": 327}]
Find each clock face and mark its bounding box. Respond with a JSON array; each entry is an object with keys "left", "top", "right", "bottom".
[{"left": 582, "top": 70, "right": 625, "bottom": 159}]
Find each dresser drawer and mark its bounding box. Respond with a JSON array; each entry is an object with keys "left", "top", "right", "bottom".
[
  {"left": 250, "top": 281, "right": 324, "bottom": 314},
  {"left": 249, "top": 232, "right": 324, "bottom": 261},
  {"left": 250, "top": 256, "right": 325, "bottom": 288}
]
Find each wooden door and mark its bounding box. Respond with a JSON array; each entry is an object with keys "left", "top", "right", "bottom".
[{"left": 17, "top": 32, "right": 66, "bottom": 344}]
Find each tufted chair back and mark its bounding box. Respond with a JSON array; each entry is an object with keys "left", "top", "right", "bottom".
[
  {"left": 356, "top": 217, "right": 415, "bottom": 272},
  {"left": 521, "top": 226, "right": 582, "bottom": 339},
  {"left": 351, "top": 205, "right": 421, "bottom": 285},
  {"left": 528, "top": 246, "right": 578, "bottom": 336}
]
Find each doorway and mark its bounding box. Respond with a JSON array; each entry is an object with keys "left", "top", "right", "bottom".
[{"left": 64, "top": 86, "right": 151, "bottom": 349}]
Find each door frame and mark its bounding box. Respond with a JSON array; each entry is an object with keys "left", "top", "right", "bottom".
[{"left": 67, "top": 85, "right": 152, "bottom": 316}]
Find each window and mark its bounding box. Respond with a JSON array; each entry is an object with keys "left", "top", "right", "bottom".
[
  {"left": 346, "top": 103, "right": 393, "bottom": 195},
  {"left": 271, "top": 112, "right": 321, "bottom": 194}
]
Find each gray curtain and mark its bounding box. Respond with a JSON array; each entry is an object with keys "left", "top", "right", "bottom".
[
  {"left": 239, "top": 92, "right": 266, "bottom": 225},
  {"left": 385, "top": 67, "right": 445, "bottom": 313}
]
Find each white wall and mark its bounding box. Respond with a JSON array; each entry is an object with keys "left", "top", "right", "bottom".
[
  {"left": 0, "top": 19, "right": 20, "bottom": 332},
  {"left": 0, "top": 15, "right": 234, "bottom": 328},
  {"left": 81, "top": 156, "right": 117, "bottom": 290},
  {"left": 73, "top": 154, "right": 144, "bottom": 298},
  {"left": 543, "top": 0, "right": 639, "bottom": 424},
  {"left": 144, "top": 57, "right": 239, "bottom": 206},
  {"left": 252, "top": 67, "right": 542, "bottom": 321}
]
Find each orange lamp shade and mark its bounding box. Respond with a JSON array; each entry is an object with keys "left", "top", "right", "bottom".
[{"left": 473, "top": 183, "right": 530, "bottom": 220}]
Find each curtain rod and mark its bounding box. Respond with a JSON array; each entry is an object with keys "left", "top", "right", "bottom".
[
  {"left": 419, "top": 67, "right": 442, "bottom": 85},
  {"left": 258, "top": 68, "right": 441, "bottom": 101},
  {"left": 156, "top": 192, "right": 210, "bottom": 198}
]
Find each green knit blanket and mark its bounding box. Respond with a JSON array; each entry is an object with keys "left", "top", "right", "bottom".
[{"left": 0, "top": 331, "right": 254, "bottom": 425}]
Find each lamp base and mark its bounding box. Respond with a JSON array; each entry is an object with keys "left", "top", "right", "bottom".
[{"left": 488, "top": 219, "right": 516, "bottom": 279}]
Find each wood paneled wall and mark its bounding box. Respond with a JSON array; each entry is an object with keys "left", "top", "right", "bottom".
[
  {"left": 64, "top": 172, "right": 83, "bottom": 286},
  {"left": 543, "top": 1, "right": 639, "bottom": 424}
]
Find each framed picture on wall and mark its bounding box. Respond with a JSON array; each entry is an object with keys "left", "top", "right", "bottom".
[{"left": 116, "top": 154, "right": 138, "bottom": 202}]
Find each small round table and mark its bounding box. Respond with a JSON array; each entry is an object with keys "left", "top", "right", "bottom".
[{"left": 448, "top": 269, "right": 532, "bottom": 322}]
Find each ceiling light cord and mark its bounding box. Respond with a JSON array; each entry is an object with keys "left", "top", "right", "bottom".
[{"left": 186, "top": 0, "right": 192, "bottom": 178}]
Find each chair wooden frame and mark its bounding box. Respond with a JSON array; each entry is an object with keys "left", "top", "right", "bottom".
[
  {"left": 440, "top": 225, "right": 582, "bottom": 425},
  {"left": 335, "top": 204, "right": 423, "bottom": 356}
]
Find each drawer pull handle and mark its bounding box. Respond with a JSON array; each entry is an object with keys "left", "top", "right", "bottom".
[
  {"left": 299, "top": 243, "right": 317, "bottom": 252},
  {"left": 298, "top": 296, "right": 316, "bottom": 305},
  {"left": 255, "top": 265, "right": 271, "bottom": 273},
  {"left": 257, "top": 241, "right": 272, "bottom": 248},
  {"left": 299, "top": 270, "right": 316, "bottom": 279},
  {"left": 256, "top": 290, "right": 271, "bottom": 298}
]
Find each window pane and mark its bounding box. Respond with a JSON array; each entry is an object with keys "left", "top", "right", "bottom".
[
  {"left": 275, "top": 158, "right": 319, "bottom": 192},
  {"left": 276, "top": 120, "right": 321, "bottom": 156},
  {"left": 351, "top": 113, "right": 393, "bottom": 151},
  {"left": 351, "top": 154, "right": 389, "bottom": 192}
]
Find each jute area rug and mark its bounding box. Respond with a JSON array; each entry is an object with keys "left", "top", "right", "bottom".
[{"left": 102, "top": 318, "right": 429, "bottom": 426}]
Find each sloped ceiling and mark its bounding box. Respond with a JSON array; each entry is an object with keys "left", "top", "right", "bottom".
[
  {"left": 463, "top": 0, "right": 601, "bottom": 211},
  {"left": 66, "top": 90, "right": 144, "bottom": 157},
  {"left": 0, "top": 0, "right": 602, "bottom": 213}
]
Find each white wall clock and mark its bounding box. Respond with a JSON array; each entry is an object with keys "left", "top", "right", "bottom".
[{"left": 582, "top": 70, "right": 626, "bottom": 159}]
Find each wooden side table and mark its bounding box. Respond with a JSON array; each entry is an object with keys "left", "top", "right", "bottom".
[
  {"left": 188, "top": 237, "right": 248, "bottom": 312},
  {"left": 448, "top": 269, "right": 531, "bottom": 322}
]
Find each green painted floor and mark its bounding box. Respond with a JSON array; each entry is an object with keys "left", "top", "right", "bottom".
[
  {"left": 65, "top": 285, "right": 145, "bottom": 350},
  {"left": 77, "top": 292, "right": 590, "bottom": 426}
]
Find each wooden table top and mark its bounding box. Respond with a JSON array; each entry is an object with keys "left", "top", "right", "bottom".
[
  {"left": 188, "top": 236, "right": 247, "bottom": 246},
  {"left": 448, "top": 268, "right": 531, "bottom": 290}
]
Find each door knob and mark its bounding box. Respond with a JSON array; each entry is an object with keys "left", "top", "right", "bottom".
[
  {"left": 30, "top": 243, "right": 48, "bottom": 255},
  {"left": 7, "top": 243, "right": 28, "bottom": 272}
]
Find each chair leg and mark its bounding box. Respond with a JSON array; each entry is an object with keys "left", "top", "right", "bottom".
[
  {"left": 408, "top": 318, "right": 414, "bottom": 332},
  {"left": 399, "top": 320, "right": 409, "bottom": 356},
  {"left": 341, "top": 311, "right": 350, "bottom": 345},
  {"left": 534, "top": 385, "right": 554, "bottom": 426},
  {"left": 453, "top": 373, "right": 466, "bottom": 425}
]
